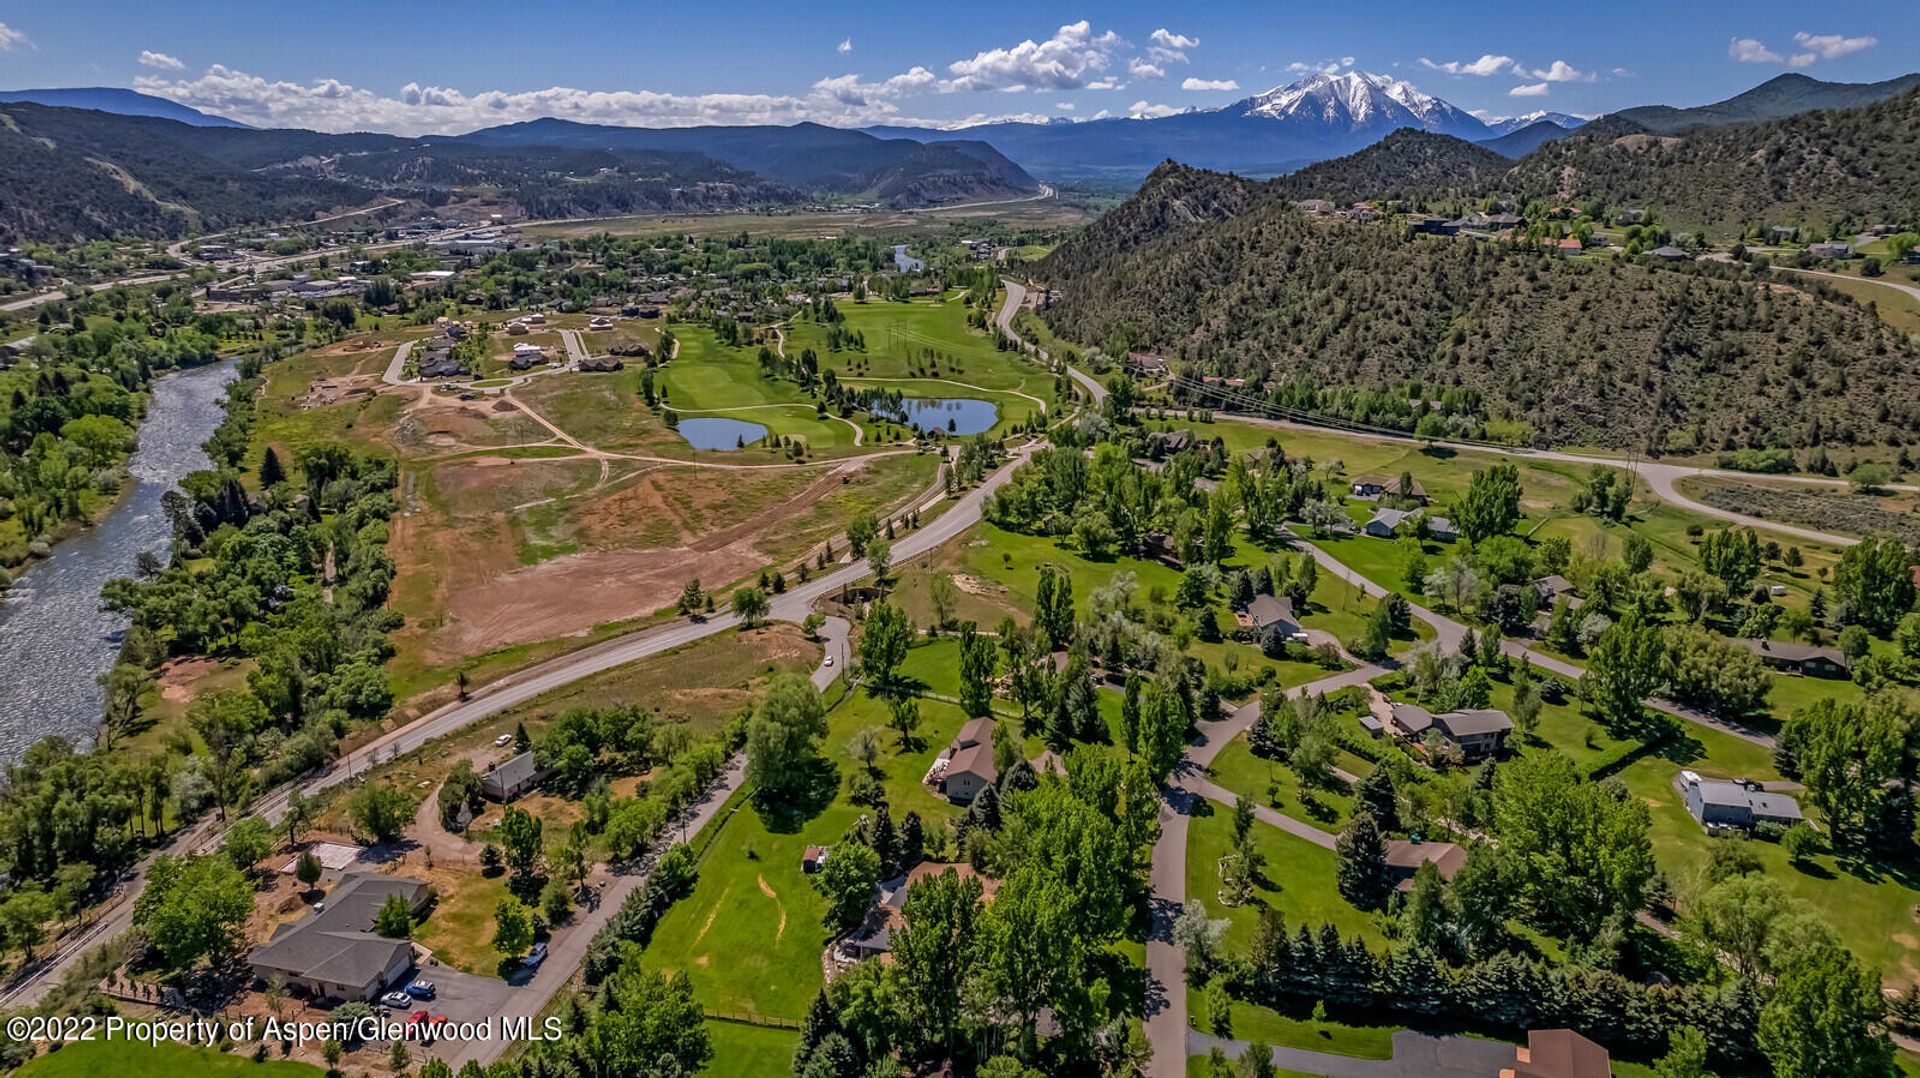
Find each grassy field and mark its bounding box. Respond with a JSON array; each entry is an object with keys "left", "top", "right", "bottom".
[
  {"left": 705, "top": 1019, "right": 799, "bottom": 1075},
  {"left": 1206, "top": 736, "right": 1365, "bottom": 831},
  {"left": 1186, "top": 989, "right": 1401, "bottom": 1060},
  {"left": 14, "top": 1041, "right": 323, "bottom": 1078},
  {"left": 1183, "top": 800, "right": 1386, "bottom": 952}
]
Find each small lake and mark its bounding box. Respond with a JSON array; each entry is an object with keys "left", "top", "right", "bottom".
[
  {"left": 880, "top": 397, "right": 998, "bottom": 436},
  {"left": 678, "top": 417, "right": 768, "bottom": 450},
  {"left": 892, "top": 244, "right": 925, "bottom": 273},
  {"left": 0, "top": 359, "right": 238, "bottom": 761}
]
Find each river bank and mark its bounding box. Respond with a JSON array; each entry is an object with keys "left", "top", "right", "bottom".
[{"left": 0, "top": 359, "right": 239, "bottom": 761}]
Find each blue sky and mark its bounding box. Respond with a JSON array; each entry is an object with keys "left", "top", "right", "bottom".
[{"left": 0, "top": 1, "right": 1913, "bottom": 132}]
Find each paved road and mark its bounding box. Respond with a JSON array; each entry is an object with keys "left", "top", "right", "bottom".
[
  {"left": 1784, "top": 264, "right": 1920, "bottom": 307},
  {"left": 1208, "top": 410, "right": 1912, "bottom": 551},
  {"left": 1189, "top": 1028, "right": 1517, "bottom": 1078},
  {"left": 442, "top": 756, "right": 749, "bottom": 1069},
  {"left": 0, "top": 444, "right": 1028, "bottom": 1010},
  {"left": 996, "top": 278, "right": 1108, "bottom": 405}
]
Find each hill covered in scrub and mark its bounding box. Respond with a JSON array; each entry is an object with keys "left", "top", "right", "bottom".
[
  {"left": 1497, "top": 87, "right": 1920, "bottom": 232},
  {"left": 1272, "top": 129, "right": 1510, "bottom": 206},
  {"left": 1038, "top": 163, "right": 1920, "bottom": 452}
]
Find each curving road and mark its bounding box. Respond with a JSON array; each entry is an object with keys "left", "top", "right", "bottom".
[{"left": 996, "top": 278, "right": 1107, "bottom": 405}]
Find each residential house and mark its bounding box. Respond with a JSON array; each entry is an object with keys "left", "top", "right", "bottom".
[
  {"left": 1768, "top": 225, "right": 1799, "bottom": 242},
  {"left": 480, "top": 750, "right": 544, "bottom": 802},
  {"left": 843, "top": 863, "right": 997, "bottom": 961},
  {"left": 1141, "top": 531, "right": 1182, "bottom": 566},
  {"left": 1410, "top": 217, "right": 1458, "bottom": 236},
  {"left": 1296, "top": 199, "right": 1337, "bottom": 214},
  {"left": 1807, "top": 242, "right": 1855, "bottom": 260},
  {"left": 1674, "top": 771, "right": 1803, "bottom": 832},
  {"left": 248, "top": 873, "right": 431, "bottom": 1003},
  {"left": 1426, "top": 516, "right": 1458, "bottom": 543},
  {"left": 1614, "top": 209, "right": 1646, "bottom": 225},
  {"left": 940, "top": 718, "right": 998, "bottom": 804},
  {"left": 1247, "top": 594, "right": 1307, "bottom": 653},
  {"left": 1381, "top": 701, "right": 1512, "bottom": 760},
  {"left": 1649, "top": 245, "right": 1690, "bottom": 262},
  {"left": 1348, "top": 475, "right": 1428, "bottom": 503},
  {"left": 1364, "top": 507, "right": 1418, "bottom": 538},
  {"left": 1732, "top": 638, "right": 1849, "bottom": 678},
  {"left": 1555, "top": 237, "right": 1583, "bottom": 256},
  {"left": 1384, "top": 839, "right": 1467, "bottom": 893},
  {"left": 1126, "top": 351, "right": 1169, "bottom": 375},
  {"left": 1533, "top": 575, "right": 1582, "bottom": 610},
  {"left": 1501, "top": 1028, "right": 1611, "bottom": 1078}
]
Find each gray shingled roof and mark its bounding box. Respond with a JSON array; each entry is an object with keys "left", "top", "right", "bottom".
[{"left": 249, "top": 873, "right": 428, "bottom": 988}]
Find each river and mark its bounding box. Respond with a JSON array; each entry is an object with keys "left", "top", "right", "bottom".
[{"left": 0, "top": 360, "right": 237, "bottom": 761}]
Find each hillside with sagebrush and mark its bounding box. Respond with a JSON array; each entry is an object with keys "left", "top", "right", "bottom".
[
  {"left": 1501, "top": 87, "right": 1920, "bottom": 231},
  {"left": 1039, "top": 163, "right": 1920, "bottom": 452},
  {"left": 1272, "top": 129, "right": 1510, "bottom": 206}
]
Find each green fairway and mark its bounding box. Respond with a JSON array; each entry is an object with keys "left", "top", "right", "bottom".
[
  {"left": 14, "top": 1041, "right": 323, "bottom": 1078},
  {"left": 705, "top": 1019, "right": 799, "bottom": 1075}
]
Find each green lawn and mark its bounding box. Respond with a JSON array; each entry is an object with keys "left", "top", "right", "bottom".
[
  {"left": 1186, "top": 989, "right": 1401, "bottom": 1060},
  {"left": 704, "top": 1019, "right": 799, "bottom": 1075},
  {"left": 1184, "top": 800, "right": 1386, "bottom": 952},
  {"left": 15, "top": 1041, "right": 322, "bottom": 1078},
  {"left": 1207, "top": 735, "right": 1361, "bottom": 830}
]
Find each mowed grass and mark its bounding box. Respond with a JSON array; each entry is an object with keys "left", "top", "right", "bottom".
[
  {"left": 1185, "top": 988, "right": 1401, "bottom": 1061},
  {"left": 705, "top": 1019, "right": 799, "bottom": 1074},
  {"left": 1183, "top": 802, "right": 1386, "bottom": 952},
  {"left": 1207, "top": 735, "right": 1362, "bottom": 831},
  {"left": 15, "top": 1041, "right": 323, "bottom": 1078}
]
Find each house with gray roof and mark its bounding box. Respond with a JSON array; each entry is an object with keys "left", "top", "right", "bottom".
[
  {"left": 1380, "top": 700, "right": 1511, "bottom": 760},
  {"left": 1733, "top": 637, "right": 1850, "bottom": 679},
  {"left": 1674, "top": 771, "right": 1802, "bottom": 832},
  {"left": 1364, "top": 507, "right": 1418, "bottom": 538},
  {"left": 248, "top": 873, "right": 430, "bottom": 1003},
  {"left": 481, "top": 750, "right": 544, "bottom": 801}
]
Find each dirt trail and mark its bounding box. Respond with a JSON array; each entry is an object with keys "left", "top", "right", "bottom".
[{"left": 757, "top": 874, "right": 787, "bottom": 942}]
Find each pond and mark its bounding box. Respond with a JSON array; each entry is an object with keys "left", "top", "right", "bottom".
[
  {"left": 879, "top": 397, "right": 998, "bottom": 436},
  {"left": 677, "top": 416, "right": 769, "bottom": 450}
]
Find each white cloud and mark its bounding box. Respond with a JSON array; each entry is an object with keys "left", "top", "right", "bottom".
[
  {"left": 1127, "top": 99, "right": 1182, "bottom": 119},
  {"left": 837, "top": 38, "right": 852, "bottom": 55},
  {"left": 1340, "top": 56, "right": 1356, "bottom": 67},
  {"left": 136, "top": 64, "right": 949, "bottom": 135},
  {"left": 1792, "top": 31, "right": 1876, "bottom": 61},
  {"left": 1147, "top": 28, "right": 1199, "bottom": 64},
  {"left": 1288, "top": 58, "right": 1351, "bottom": 76},
  {"left": 138, "top": 50, "right": 185, "bottom": 71},
  {"left": 1085, "top": 77, "right": 1123, "bottom": 91},
  {"left": 1128, "top": 57, "right": 1166, "bottom": 80},
  {"left": 810, "top": 66, "right": 936, "bottom": 107},
  {"left": 1419, "top": 54, "right": 1515, "bottom": 77},
  {"left": 1181, "top": 77, "right": 1239, "bottom": 92},
  {"left": 0, "top": 22, "right": 27, "bottom": 51},
  {"left": 1729, "top": 37, "right": 1785, "bottom": 63},
  {"left": 1527, "top": 60, "right": 1586, "bottom": 82},
  {"left": 1055, "top": 101, "right": 1073, "bottom": 110},
  {"left": 942, "top": 20, "right": 1120, "bottom": 93},
  {"left": 1509, "top": 82, "right": 1550, "bottom": 97},
  {"left": 1610, "top": 67, "right": 1634, "bottom": 77}
]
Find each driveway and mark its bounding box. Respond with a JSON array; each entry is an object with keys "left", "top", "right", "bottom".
[
  {"left": 391, "top": 965, "right": 512, "bottom": 1039},
  {"left": 1188, "top": 1028, "right": 1517, "bottom": 1077}
]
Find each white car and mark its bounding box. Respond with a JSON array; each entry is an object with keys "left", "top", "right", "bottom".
[
  {"left": 823, "top": 655, "right": 834, "bottom": 668},
  {"left": 381, "top": 991, "right": 412, "bottom": 1009},
  {"left": 495, "top": 734, "right": 513, "bottom": 747},
  {"left": 525, "top": 942, "right": 548, "bottom": 967}
]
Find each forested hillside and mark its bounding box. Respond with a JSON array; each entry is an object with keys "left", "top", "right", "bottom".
[
  {"left": 1039, "top": 163, "right": 1920, "bottom": 452},
  {"left": 1502, "top": 87, "right": 1920, "bottom": 231},
  {"left": 1272, "top": 130, "right": 1510, "bottom": 206}
]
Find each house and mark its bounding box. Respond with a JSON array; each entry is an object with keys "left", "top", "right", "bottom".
[
  {"left": 1148, "top": 429, "right": 1195, "bottom": 457},
  {"left": 1426, "top": 516, "right": 1458, "bottom": 543},
  {"left": 1141, "top": 532, "right": 1182, "bottom": 566},
  {"left": 1482, "top": 212, "right": 1525, "bottom": 229},
  {"left": 803, "top": 845, "right": 829, "bottom": 874},
  {"left": 842, "top": 863, "right": 997, "bottom": 961},
  {"left": 1732, "top": 638, "right": 1850, "bottom": 678},
  {"left": 1768, "top": 225, "right": 1799, "bottom": 242},
  {"left": 1533, "top": 575, "right": 1582, "bottom": 610},
  {"left": 940, "top": 718, "right": 998, "bottom": 804},
  {"left": 480, "top": 750, "right": 543, "bottom": 801},
  {"left": 1348, "top": 475, "right": 1428, "bottom": 503},
  {"left": 1807, "top": 241, "right": 1855, "bottom": 260},
  {"left": 1247, "top": 594, "right": 1307, "bottom": 653},
  {"left": 1615, "top": 209, "right": 1646, "bottom": 225},
  {"left": 1381, "top": 701, "right": 1511, "bottom": 759},
  {"left": 1649, "top": 245, "right": 1690, "bottom": 262},
  {"left": 578, "top": 356, "right": 625, "bottom": 373},
  {"left": 1126, "top": 351, "right": 1168, "bottom": 375},
  {"left": 1555, "top": 237, "right": 1583, "bottom": 256},
  {"left": 1364, "top": 507, "right": 1418, "bottom": 538},
  {"left": 1410, "top": 217, "right": 1458, "bottom": 236},
  {"left": 506, "top": 321, "right": 530, "bottom": 335},
  {"left": 1384, "top": 839, "right": 1467, "bottom": 892},
  {"left": 248, "top": 873, "right": 430, "bottom": 1003},
  {"left": 1501, "top": 1028, "right": 1611, "bottom": 1078},
  {"left": 1432, "top": 708, "right": 1513, "bottom": 760},
  {"left": 1675, "top": 771, "right": 1803, "bottom": 832}
]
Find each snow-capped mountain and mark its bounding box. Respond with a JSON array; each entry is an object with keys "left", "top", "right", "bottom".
[
  {"left": 1479, "top": 111, "right": 1588, "bottom": 137},
  {"left": 1229, "top": 71, "right": 1485, "bottom": 137}
]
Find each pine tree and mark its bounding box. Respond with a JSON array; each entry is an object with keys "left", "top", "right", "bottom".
[
  {"left": 1354, "top": 767, "right": 1398, "bottom": 830},
  {"left": 1336, "top": 811, "right": 1392, "bottom": 910},
  {"left": 259, "top": 446, "right": 286, "bottom": 487},
  {"left": 792, "top": 990, "right": 842, "bottom": 1075}
]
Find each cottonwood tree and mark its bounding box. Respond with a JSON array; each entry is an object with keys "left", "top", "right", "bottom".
[
  {"left": 744, "top": 674, "right": 829, "bottom": 804},
  {"left": 857, "top": 600, "right": 914, "bottom": 693},
  {"left": 1453, "top": 463, "right": 1522, "bottom": 544}
]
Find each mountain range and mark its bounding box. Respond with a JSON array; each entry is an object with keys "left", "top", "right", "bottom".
[{"left": 0, "top": 86, "right": 249, "bottom": 127}]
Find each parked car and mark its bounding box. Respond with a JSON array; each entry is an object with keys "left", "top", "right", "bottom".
[
  {"left": 407, "top": 979, "right": 437, "bottom": 999},
  {"left": 824, "top": 655, "right": 834, "bottom": 667},
  {"left": 495, "top": 734, "right": 513, "bottom": 747},
  {"left": 525, "top": 942, "right": 548, "bottom": 967},
  {"left": 381, "top": 991, "right": 412, "bottom": 1009},
  {"left": 408, "top": 1010, "right": 429, "bottom": 1027}
]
